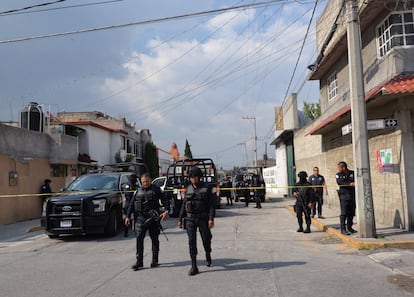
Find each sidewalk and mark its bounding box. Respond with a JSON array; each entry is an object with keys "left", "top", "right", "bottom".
[
  {"left": 283, "top": 197, "right": 414, "bottom": 250},
  {"left": 0, "top": 218, "right": 43, "bottom": 242}
]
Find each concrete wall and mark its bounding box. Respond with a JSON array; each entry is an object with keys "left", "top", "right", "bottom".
[
  {"left": 0, "top": 124, "right": 75, "bottom": 224},
  {"left": 294, "top": 122, "right": 407, "bottom": 227},
  {"left": 274, "top": 143, "right": 288, "bottom": 197}
]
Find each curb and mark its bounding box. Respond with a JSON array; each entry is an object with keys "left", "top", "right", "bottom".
[
  {"left": 27, "top": 226, "right": 44, "bottom": 233},
  {"left": 285, "top": 205, "right": 414, "bottom": 250}
]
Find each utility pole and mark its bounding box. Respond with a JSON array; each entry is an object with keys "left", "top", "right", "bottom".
[
  {"left": 346, "top": 0, "right": 376, "bottom": 238},
  {"left": 242, "top": 116, "right": 257, "bottom": 167}
]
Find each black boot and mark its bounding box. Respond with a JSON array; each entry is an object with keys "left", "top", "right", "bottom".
[
  {"left": 151, "top": 252, "right": 159, "bottom": 268},
  {"left": 297, "top": 225, "right": 304, "bottom": 232},
  {"left": 340, "top": 215, "right": 350, "bottom": 235},
  {"left": 347, "top": 226, "right": 357, "bottom": 234},
  {"left": 206, "top": 253, "right": 212, "bottom": 267},
  {"left": 132, "top": 258, "right": 143, "bottom": 271},
  {"left": 304, "top": 224, "right": 311, "bottom": 233},
  {"left": 188, "top": 257, "right": 199, "bottom": 276}
]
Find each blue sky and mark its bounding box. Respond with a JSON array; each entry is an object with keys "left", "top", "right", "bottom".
[{"left": 0, "top": 0, "right": 327, "bottom": 169}]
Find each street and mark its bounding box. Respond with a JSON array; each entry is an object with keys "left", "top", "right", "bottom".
[{"left": 1, "top": 198, "right": 413, "bottom": 297}]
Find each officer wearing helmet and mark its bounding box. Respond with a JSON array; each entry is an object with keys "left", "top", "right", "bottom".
[
  {"left": 178, "top": 166, "right": 216, "bottom": 276},
  {"left": 293, "top": 171, "right": 315, "bottom": 233}
]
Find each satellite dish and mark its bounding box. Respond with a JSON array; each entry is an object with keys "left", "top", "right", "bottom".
[{"left": 120, "top": 149, "right": 127, "bottom": 162}]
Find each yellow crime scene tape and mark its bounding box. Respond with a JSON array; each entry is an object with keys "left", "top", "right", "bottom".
[{"left": 0, "top": 184, "right": 353, "bottom": 199}]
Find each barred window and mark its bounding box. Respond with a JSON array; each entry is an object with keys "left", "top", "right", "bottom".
[
  {"left": 327, "top": 73, "right": 338, "bottom": 101},
  {"left": 377, "top": 10, "right": 414, "bottom": 58}
]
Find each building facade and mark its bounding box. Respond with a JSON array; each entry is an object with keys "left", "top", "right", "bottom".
[{"left": 294, "top": 0, "right": 414, "bottom": 230}]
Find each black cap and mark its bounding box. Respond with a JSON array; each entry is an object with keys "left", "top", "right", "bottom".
[
  {"left": 297, "top": 171, "right": 308, "bottom": 179},
  {"left": 189, "top": 167, "right": 203, "bottom": 178},
  {"left": 44, "top": 179, "right": 51, "bottom": 183}
]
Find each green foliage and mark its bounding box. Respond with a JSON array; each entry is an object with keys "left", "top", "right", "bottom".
[
  {"left": 144, "top": 141, "right": 159, "bottom": 178},
  {"left": 184, "top": 139, "right": 193, "bottom": 159},
  {"left": 303, "top": 101, "right": 321, "bottom": 121}
]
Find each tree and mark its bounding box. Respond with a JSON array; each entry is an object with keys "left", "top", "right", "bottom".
[
  {"left": 144, "top": 141, "right": 159, "bottom": 179},
  {"left": 303, "top": 102, "right": 321, "bottom": 121},
  {"left": 184, "top": 139, "right": 193, "bottom": 159}
]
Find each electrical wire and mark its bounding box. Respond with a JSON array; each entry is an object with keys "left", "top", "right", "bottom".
[
  {"left": 0, "top": 0, "right": 66, "bottom": 15},
  {"left": 0, "top": 0, "right": 126, "bottom": 16},
  {"left": 0, "top": 0, "right": 284, "bottom": 44}
]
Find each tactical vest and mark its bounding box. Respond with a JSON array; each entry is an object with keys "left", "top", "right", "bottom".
[
  {"left": 185, "top": 185, "right": 209, "bottom": 215},
  {"left": 135, "top": 186, "right": 159, "bottom": 214},
  {"left": 296, "top": 182, "right": 310, "bottom": 204}
]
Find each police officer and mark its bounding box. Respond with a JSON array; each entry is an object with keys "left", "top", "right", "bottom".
[
  {"left": 40, "top": 179, "right": 52, "bottom": 198},
  {"left": 222, "top": 175, "right": 233, "bottom": 206},
  {"left": 293, "top": 171, "right": 314, "bottom": 233},
  {"left": 308, "top": 167, "right": 327, "bottom": 219},
  {"left": 178, "top": 167, "right": 215, "bottom": 276},
  {"left": 123, "top": 174, "right": 138, "bottom": 237},
  {"left": 125, "top": 173, "right": 169, "bottom": 271},
  {"left": 252, "top": 174, "right": 262, "bottom": 209},
  {"left": 336, "top": 161, "right": 357, "bottom": 235},
  {"left": 243, "top": 175, "right": 251, "bottom": 207}
]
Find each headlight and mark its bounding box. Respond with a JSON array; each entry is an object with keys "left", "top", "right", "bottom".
[
  {"left": 92, "top": 199, "right": 106, "bottom": 212},
  {"left": 173, "top": 189, "right": 178, "bottom": 194}
]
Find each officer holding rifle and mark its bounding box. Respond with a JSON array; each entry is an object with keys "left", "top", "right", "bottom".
[{"left": 125, "top": 173, "right": 169, "bottom": 271}]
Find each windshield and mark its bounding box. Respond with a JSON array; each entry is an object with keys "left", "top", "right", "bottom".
[{"left": 66, "top": 175, "right": 119, "bottom": 191}]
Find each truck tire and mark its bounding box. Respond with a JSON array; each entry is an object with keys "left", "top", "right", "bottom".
[{"left": 105, "top": 209, "right": 118, "bottom": 236}]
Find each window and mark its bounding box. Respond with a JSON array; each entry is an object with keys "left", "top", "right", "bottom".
[
  {"left": 327, "top": 73, "right": 338, "bottom": 101},
  {"left": 51, "top": 164, "right": 66, "bottom": 177},
  {"left": 120, "top": 135, "right": 126, "bottom": 149},
  {"left": 377, "top": 10, "right": 414, "bottom": 58}
]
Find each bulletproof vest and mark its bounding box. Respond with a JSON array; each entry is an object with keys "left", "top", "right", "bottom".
[
  {"left": 135, "top": 186, "right": 159, "bottom": 213},
  {"left": 185, "top": 184, "right": 209, "bottom": 215},
  {"left": 296, "top": 181, "right": 310, "bottom": 203}
]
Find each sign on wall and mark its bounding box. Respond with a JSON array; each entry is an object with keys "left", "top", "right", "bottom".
[{"left": 376, "top": 148, "right": 393, "bottom": 173}]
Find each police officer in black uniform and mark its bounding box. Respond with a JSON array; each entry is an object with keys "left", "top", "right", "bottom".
[
  {"left": 123, "top": 174, "right": 137, "bottom": 237},
  {"left": 125, "top": 173, "right": 169, "bottom": 271},
  {"left": 243, "top": 175, "right": 251, "bottom": 207},
  {"left": 308, "top": 167, "right": 326, "bottom": 219},
  {"left": 336, "top": 161, "right": 357, "bottom": 235},
  {"left": 40, "top": 179, "right": 53, "bottom": 199},
  {"left": 222, "top": 175, "right": 233, "bottom": 206},
  {"left": 252, "top": 174, "right": 262, "bottom": 209},
  {"left": 178, "top": 167, "right": 215, "bottom": 276},
  {"left": 293, "top": 171, "right": 315, "bottom": 233}
]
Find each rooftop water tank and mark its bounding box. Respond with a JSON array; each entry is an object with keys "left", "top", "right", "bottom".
[{"left": 20, "top": 102, "right": 44, "bottom": 132}]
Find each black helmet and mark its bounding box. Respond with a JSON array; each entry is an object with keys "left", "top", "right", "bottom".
[
  {"left": 297, "top": 171, "right": 308, "bottom": 179},
  {"left": 189, "top": 167, "right": 203, "bottom": 178}
]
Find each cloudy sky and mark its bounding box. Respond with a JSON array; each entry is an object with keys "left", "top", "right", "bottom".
[{"left": 0, "top": 0, "right": 326, "bottom": 169}]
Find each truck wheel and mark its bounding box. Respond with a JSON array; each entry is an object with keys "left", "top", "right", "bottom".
[{"left": 105, "top": 210, "right": 118, "bottom": 236}]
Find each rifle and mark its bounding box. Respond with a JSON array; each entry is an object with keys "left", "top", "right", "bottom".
[{"left": 142, "top": 209, "right": 169, "bottom": 241}]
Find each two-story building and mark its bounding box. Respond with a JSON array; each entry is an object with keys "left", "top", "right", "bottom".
[
  {"left": 293, "top": 0, "right": 414, "bottom": 230},
  {"left": 52, "top": 111, "right": 152, "bottom": 175}
]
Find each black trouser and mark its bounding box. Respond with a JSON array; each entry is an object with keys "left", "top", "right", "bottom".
[
  {"left": 255, "top": 191, "right": 262, "bottom": 208},
  {"left": 296, "top": 203, "right": 311, "bottom": 227},
  {"left": 225, "top": 191, "right": 233, "bottom": 205},
  {"left": 339, "top": 193, "right": 356, "bottom": 230},
  {"left": 312, "top": 192, "right": 323, "bottom": 216},
  {"left": 135, "top": 215, "right": 160, "bottom": 260},
  {"left": 244, "top": 190, "right": 250, "bottom": 207},
  {"left": 185, "top": 217, "right": 212, "bottom": 258}
]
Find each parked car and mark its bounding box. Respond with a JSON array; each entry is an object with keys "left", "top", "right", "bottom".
[
  {"left": 166, "top": 158, "right": 220, "bottom": 217},
  {"left": 41, "top": 172, "right": 135, "bottom": 238}
]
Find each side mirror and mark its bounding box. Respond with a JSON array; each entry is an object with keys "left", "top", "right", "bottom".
[{"left": 121, "top": 184, "right": 130, "bottom": 192}]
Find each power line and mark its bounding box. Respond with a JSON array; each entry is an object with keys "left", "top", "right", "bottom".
[
  {"left": 0, "top": 0, "right": 66, "bottom": 15},
  {"left": 0, "top": 0, "right": 126, "bottom": 16},
  {"left": 0, "top": 0, "right": 283, "bottom": 44},
  {"left": 280, "top": 0, "right": 319, "bottom": 106}
]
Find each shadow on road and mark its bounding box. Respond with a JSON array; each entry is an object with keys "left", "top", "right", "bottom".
[{"left": 161, "top": 257, "right": 306, "bottom": 272}]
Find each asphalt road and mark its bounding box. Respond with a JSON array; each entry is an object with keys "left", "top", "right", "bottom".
[{"left": 1, "top": 198, "right": 413, "bottom": 297}]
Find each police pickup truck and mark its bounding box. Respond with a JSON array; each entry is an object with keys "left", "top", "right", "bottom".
[
  {"left": 41, "top": 171, "right": 137, "bottom": 238},
  {"left": 165, "top": 158, "right": 220, "bottom": 217}
]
